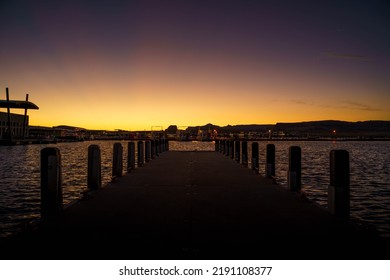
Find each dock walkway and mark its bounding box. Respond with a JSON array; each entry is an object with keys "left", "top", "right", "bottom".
[{"left": 2, "top": 151, "right": 386, "bottom": 259}]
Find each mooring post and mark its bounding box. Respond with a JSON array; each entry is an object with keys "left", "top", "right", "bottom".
[
  {"left": 112, "top": 142, "right": 123, "bottom": 178},
  {"left": 221, "top": 140, "right": 226, "bottom": 154},
  {"left": 288, "top": 146, "right": 301, "bottom": 191},
  {"left": 229, "top": 140, "right": 234, "bottom": 159},
  {"left": 158, "top": 139, "right": 162, "bottom": 154},
  {"left": 215, "top": 140, "right": 219, "bottom": 152},
  {"left": 41, "top": 147, "right": 62, "bottom": 218},
  {"left": 241, "top": 141, "right": 248, "bottom": 166},
  {"left": 266, "top": 144, "right": 275, "bottom": 178},
  {"left": 127, "top": 141, "right": 135, "bottom": 171},
  {"left": 328, "top": 150, "right": 350, "bottom": 219},
  {"left": 159, "top": 139, "right": 163, "bottom": 153},
  {"left": 226, "top": 140, "right": 230, "bottom": 156},
  {"left": 88, "top": 145, "right": 101, "bottom": 190},
  {"left": 235, "top": 140, "right": 240, "bottom": 162},
  {"left": 154, "top": 139, "right": 159, "bottom": 157},
  {"left": 138, "top": 141, "right": 144, "bottom": 167},
  {"left": 151, "top": 140, "right": 155, "bottom": 159},
  {"left": 251, "top": 142, "right": 259, "bottom": 172},
  {"left": 145, "top": 140, "right": 151, "bottom": 162}
]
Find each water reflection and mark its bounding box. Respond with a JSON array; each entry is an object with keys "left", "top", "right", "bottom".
[
  {"left": 0, "top": 140, "right": 389, "bottom": 238},
  {"left": 247, "top": 140, "right": 390, "bottom": 236}
]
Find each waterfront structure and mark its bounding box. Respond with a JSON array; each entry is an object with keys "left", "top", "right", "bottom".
[
  {"left": 0, "top": 112, "right": 29, "bottom": 139},
  {"left": 0, "top": 87, "right": 39, "bottom": 141}
]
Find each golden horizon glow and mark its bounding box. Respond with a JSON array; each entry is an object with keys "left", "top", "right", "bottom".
[{"left": 1, "top": 1, "right": 389, "bottom": 130}]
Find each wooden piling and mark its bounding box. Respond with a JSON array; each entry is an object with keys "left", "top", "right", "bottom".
[
  {"left": 127, "top": 142, "right": 135, "bottom": 171},
  {"left": 225, "top": 140, "right": 229, "bottom": 156},
  {"left": 288, "top": 146, "right": 301, "bottom": 191},
  {"left": 266, "top": 144, "right": 275, "bottom": 178},
  {"left": 251, "top": 142, "right": 259, "bottom": 171},
  {"left": 87, "top": 145, "right": 101, "bottom": 190},
  {"left": 229, "top": 140, "right": 234, "bottom": 159},
  {"left": 328, "top": 150, "right": 350, "bottom": 218},
  {"left": 154, "top": 140, "right": 159, "bottom": 157},
  {"left": 145, "top": 140, "right": 151, "bottom": 162},
  {"left": 241, "top": 141, "right": 248, "bottom": 166},
  {"left": 235, "top": 141, "right": 240, "bottom": 162},
  {"left": 151, "top": 140, "right": 155, "bottom": 158},
  {"left": 138, "top": 141, "right": 144, "bottom": 167},
  {"left": 41, "top": 147, "right": 62, "bottom": 218},
  {"left": 112, "top": 143, "right": 123, "bottom": 178},
  {"left": 158, "top": 139, "right": 162, "bottom": 154}
]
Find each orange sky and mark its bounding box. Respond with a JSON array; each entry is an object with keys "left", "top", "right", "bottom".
[{"left": 1, "top": 0, "right": 389, "bottom": 130}]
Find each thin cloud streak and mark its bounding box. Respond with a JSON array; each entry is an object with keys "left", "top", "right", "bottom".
[
  {"left": 290, "top": 99, "right": 383, "bottom": 112},
  {"left": 322, "top": 52, "right": 373, "bottom": 61},
  {"left": 343, "top": 101, "right": 382, "bottom": 112}
]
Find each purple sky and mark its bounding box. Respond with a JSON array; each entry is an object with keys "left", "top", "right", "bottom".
[{"left": 1, "top": 0, "right": 389, "bottom": 129}]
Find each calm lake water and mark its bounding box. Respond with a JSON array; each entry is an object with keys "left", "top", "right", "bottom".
[{"left": 0, "top": 140, "right": 389, "bottom": 238}]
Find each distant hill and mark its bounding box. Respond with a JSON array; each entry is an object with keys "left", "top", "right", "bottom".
[
  {"left": 273, "top": 120, "right": 390, "bottom": 137},
  {"left": 185, "top": 123, "right": 273, "bottom": 133},
  {"left": 181, "top": 120, "right": 390, "bottom": 138},
  {"left": 53, "top": 125, "right": 87, "bottom": 130}
]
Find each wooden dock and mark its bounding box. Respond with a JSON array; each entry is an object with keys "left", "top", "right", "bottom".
[{"left": 1, "top": 151, "right": 386, "bottom": 260}]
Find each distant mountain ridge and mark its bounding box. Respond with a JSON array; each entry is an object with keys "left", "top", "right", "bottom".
[
  {"left": 272, "top": 120, "right": 390, "bottom": 137},
  {"left": 38, "top": 120, "right": 390, "bottom": 138},
  {"left": 185, "top": 120, "right": 390, "bottom": 138}
]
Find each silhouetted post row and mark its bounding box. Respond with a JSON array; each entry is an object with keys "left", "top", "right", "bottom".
[
  {"left": 41, "top": 138, "right": 172, "bottom": 218},
  {"left": 215, "top": 139, "right": 351, "bottom": 219},
  {"left": 40, "top": 139, "right": 352, "bottom": 223}
]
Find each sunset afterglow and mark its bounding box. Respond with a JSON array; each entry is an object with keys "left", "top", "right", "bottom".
[{"left": 1, "top": 0, "right": 389, "bottom": 130}]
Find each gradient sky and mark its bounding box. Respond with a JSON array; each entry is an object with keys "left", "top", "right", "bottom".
[{"left": 1, "top": 0, "right": 389, "bottom": 130}]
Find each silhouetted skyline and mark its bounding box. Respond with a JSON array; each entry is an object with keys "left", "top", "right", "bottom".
[{"left": 1, "top": 0, "right": 389, "bottom": 130}]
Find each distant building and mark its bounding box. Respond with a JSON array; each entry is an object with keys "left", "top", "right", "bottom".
[
  {"left": 0, "top": 112, "right": 28, "bottom": 139},
  {"left": 0, "top": 89, "right": 39, "bottom": 141}
]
